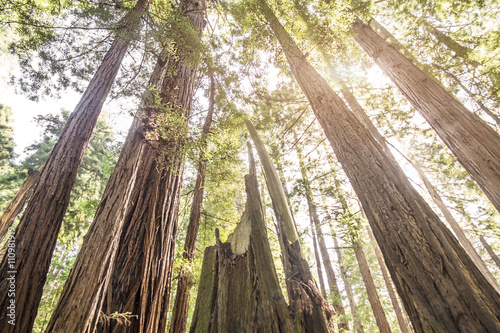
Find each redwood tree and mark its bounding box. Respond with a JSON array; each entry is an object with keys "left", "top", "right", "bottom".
[
  {"left": 352, "top": 17, "right": 500, "bottom": 214},
  {"left": 0, "top": 1, "right": 149, "bottom": 331},
  {"left": 46, "top": 1, "right": 205, "bottom": 332},
  {"left": 169, "top": 74, "right": 215, "bottom": 333},
  {"left": 255, "top": 1, "right": 500, "bottom": 331}
]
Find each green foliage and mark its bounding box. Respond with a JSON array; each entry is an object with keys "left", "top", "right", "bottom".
[{"left": 8, "top": 109, "right": 122, "bottom": 332}]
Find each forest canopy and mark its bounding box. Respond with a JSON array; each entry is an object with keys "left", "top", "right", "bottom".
[{"left": 0, "top": 0, "right": 499, "bottom": 332}]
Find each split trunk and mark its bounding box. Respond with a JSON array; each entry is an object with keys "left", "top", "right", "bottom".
[{"left": 189, "top": 144, "right": 295, "bottom": 332}]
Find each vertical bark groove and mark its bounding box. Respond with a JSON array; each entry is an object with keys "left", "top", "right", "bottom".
[
  {"left": 46, "top": 1, "right": 204, "bottom": 332},
  {"left": 353, "top": 18, "right": 500, "bottom": 214}
]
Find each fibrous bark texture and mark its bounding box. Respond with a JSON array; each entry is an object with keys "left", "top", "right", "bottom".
[
  {"left": 190, "top": 144, "right": 295, "bottom": 332},
  {"left": 246, "top": 120, "right": 335, "bottom": 333},
  {"left": 353, "top": 18, "right": 500, "bottom": 214},
  {"left": 256, "top": 1, "right": 500, "bottom": 331},
  {"left": 0, "top": 170, "right": 39, "bottom": 242},
  {"left": 170, "top": 74, "right": 215, "bottom": 333},
  {"left": 46, "top": 1, "right": 204, "bottom": 332},
  {"left": 0, "top": 2, "right": 149, "bottom": 331}
]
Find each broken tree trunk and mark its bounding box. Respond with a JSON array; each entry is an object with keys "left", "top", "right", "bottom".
[
  {"left": 246, "top": 119, "right": 335, "bottom": 332},
  {"left": 190, "top": 143, "right": 295, "bottom": 332}
]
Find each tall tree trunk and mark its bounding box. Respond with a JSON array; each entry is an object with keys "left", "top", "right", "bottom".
[
  {"left": 405, "top": 152, "right": 500, "bottom": 292},
  {"left": 170, "top": 74, "right": 216, "bottom": 333},
  {"left": 312, "top": 221, "right": 328, "bottom": 298},
  {"left": 369, "top": 18, "right": 500, "bottom": 128},
  {"left": 479, "top": 235, "right": 500, "bottom": 270},
  {"left": 367, "top": 227, "right": 410, "bottom": 333},
  {"left": 190, "top": 144, "right": 295, "bottom": 332},
  {"left": 332, "top": 234, "right": 365, "bottom": 333},
  {"left": 256, "top": 1, "right": 500, "bottom": 331},
  {"left": 295, "top": 139, "right": 349, "bottom": 331},
  {"left": 342, "top": 80, "right": 500, "bottom": 293},
  {"left": 0, "top": 2, "right": 149, "bottom": 331},
  {"left": 352, "top": 18, "right": 500, "bottom": 214},
  {"left": 417, "top": 18, "right": 471, "bottom": 57},
  {"left": 354, "top": 241, "right": 392, "bottom": 333},
  {"left": 0, "top": 170, "right": 39, "bottom": 241},
  {"left": 246, "top": 120, "right": 335, "bottom": 332},
  {"left": 46, "top": 1, "right": 204, "bottom": 332}
]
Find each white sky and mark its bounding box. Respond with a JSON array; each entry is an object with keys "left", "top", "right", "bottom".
[{"left": 0, "top": 51, "right": 134, "bottom": 161}]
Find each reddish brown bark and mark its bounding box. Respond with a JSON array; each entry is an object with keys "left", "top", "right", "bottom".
[
  {"left": 169, "top": 74, "right": 215, "bottom": 333},
  {"left": 0, "top": 2, "right": 149, "bottom": 331},
  {"left": 257, "top": 1, "right": 500, "bottom": 331},
  {"left": 0, "top": 170, "right": 39, "bottom": 241},
  {"left": 46, "top": 1, "right": 204, "bottom": 332},
  {"left": 353, "top": 18, "right": 500, "bottom": 214}
]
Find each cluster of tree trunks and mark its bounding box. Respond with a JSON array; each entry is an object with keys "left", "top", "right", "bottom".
[
  {"left": 352, "top": 17, "right": 500, "bottom": 214},
  {"left": 256, "top": 1, "right": 500, "bottom": 331},
  {"left": 45, "top": 0, "right": 206, "bottom": 332},
  {"left": 1, "top": 1, "right": 500, "bottom": 332},
  {"left": 0, "top": 1, "right": 150, "bottom": 331}
]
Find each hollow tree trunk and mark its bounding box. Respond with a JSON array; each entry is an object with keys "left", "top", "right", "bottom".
[
  {"left": 0, "top": 170, "right": 39, "bottom": 241},
  {"left": 367, "top": 227, "right": 410, "bottom": 333},
  {"left": 352, "top": 18, "right": 500, "bottom": 214},
  {"left": 246, "top": 120, "right": 335, "bottom": 332},
  {"left": 256, "top": 1, "right": 500, "bottom": 331},
  {"left": 0, "top": 2, "right": 149, "bottom": 331},
  {"left": 354, "top": 241, "right": 392, "bottom": 333},
  {"left": 190, "top": 143, "right": 295, "bottom": 332},
  {"left": 46, "top": 1, "right": 204, "bottom": 332},
  {"left": 295, "top": 139, "right": 349, "bottom": 331},
  {"left": 170, "top": 74, "right": 215, "bottom": 333}
]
